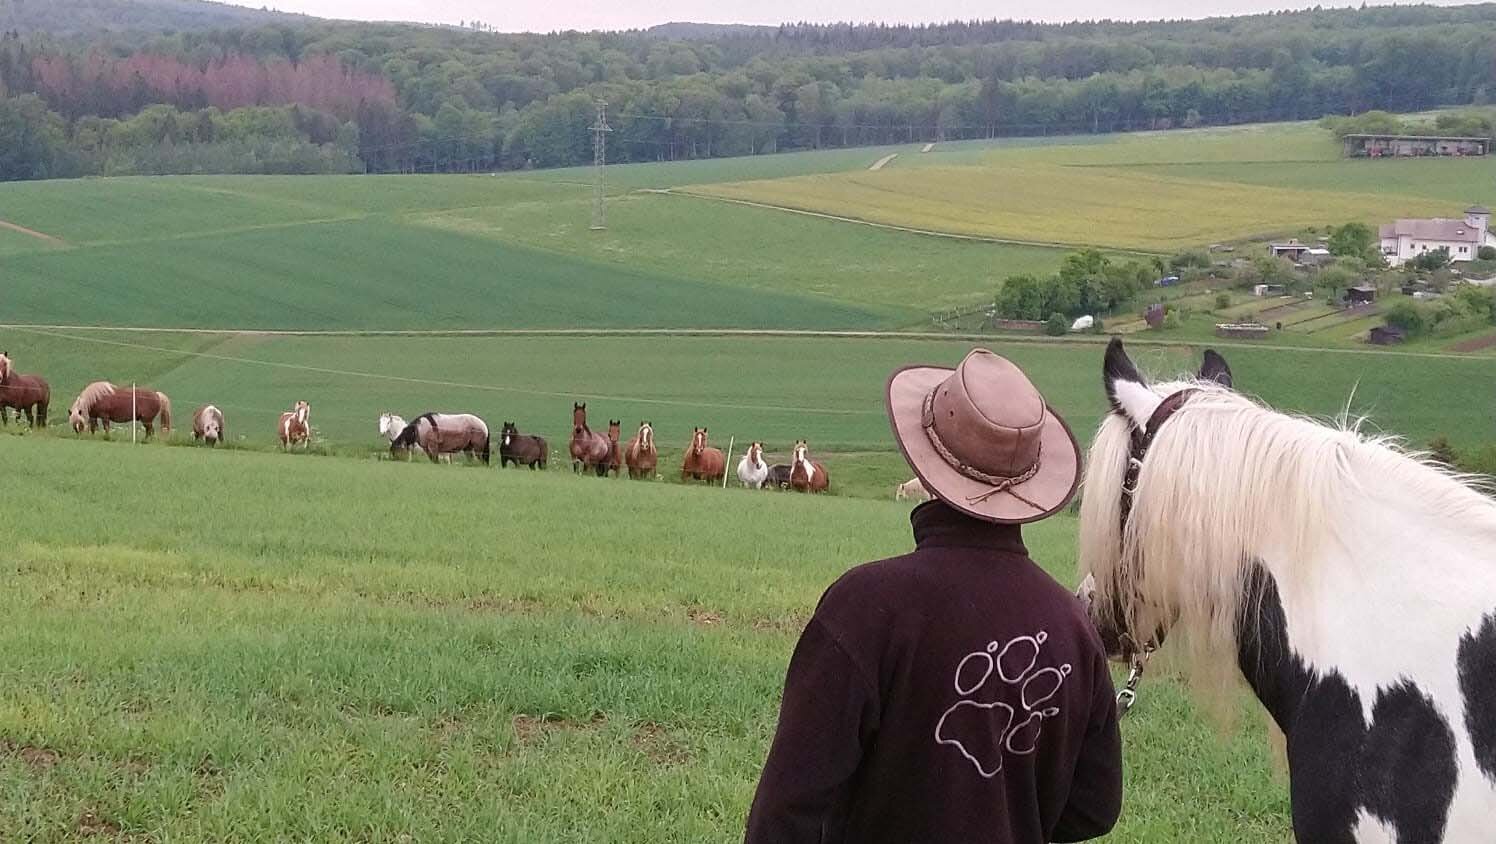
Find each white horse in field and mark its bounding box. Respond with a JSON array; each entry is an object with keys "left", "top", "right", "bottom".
[
  {"left": 895, "top": 477, "right": 930, "bottom": 501},
  {"left": 379, "top": 412, "right": 448, "bottom": 462},
  {"left": 737, "top": 441, "right": 769, "bottom": 489},
  {"left": 1079, "top": 338, "right": 1496, "bottom": 843}
]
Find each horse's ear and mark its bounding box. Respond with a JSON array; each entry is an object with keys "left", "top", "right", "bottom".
[
  {"left": 1198, "top": 348, "right": 1233, "bottom": 388},
  {"left": 1103, "top": 338, "right": 1161, "bottom": 429}
]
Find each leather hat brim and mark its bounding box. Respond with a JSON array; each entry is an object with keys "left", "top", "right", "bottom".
[{"left": 886, "top": 364, "right": 1081, "bottom": 525}]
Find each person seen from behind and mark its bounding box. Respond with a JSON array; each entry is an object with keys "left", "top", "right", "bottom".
[{"left": 745, "top": 348, "right": 1123, "bottom": 843}]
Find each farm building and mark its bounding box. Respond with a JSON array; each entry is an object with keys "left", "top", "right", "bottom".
[
  {"left": 1215, "top": 323, "right": 1271, "bottom": 339},
  {"left": 1341, "top": 134, "right": 1489, "bottom": 158},
  {"left": 1379, "top": 206, "right": 1495, "bottom": 267},
  {"left": 1268, "top": 240, "right": 1313, "bottom": 261},
  {"left": 1368, "top": 325, "right": 1406, "bottom": 346},
  {"left": 1346, "top": 285, "right": 1378, "bottom": 305}
]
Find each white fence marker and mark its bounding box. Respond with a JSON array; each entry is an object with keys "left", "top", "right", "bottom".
[{"left": 722, "top": 437, "right": 735, "bottom": 489}]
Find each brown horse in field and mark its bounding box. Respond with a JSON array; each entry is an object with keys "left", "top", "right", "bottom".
[
  {"left": 681, "top": 427, "right": 726, "bottom": 483},
  {"left": 624, "top": 421, "right": 658, "bottom": 480},
  {"left": 69, "top": 382, "right": 172, "bottom": 438},
  {"left": 499, "top": 422, "right": 548, "bottom": 469},
  {"left": 568, "top": 402, "right": 611, "bottom": 476},
  {"left": 279, "top": 401, "right": 311, "bottom": 449},
  {"left": 192, "top": 405, "right": 225, "bottom": 446},
  {"left": 0, "top": 352, "right": 49, "bottom": 429},
  {"left": 604, "top": 419, "right": 624, "bottom": 477},
  {"left": 789, "top": 440, "right": 829, "bottom": 493}
]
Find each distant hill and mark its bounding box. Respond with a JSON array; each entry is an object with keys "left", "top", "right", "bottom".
[
  {"left": 645, "top": 21, "right": 773, "bottom": 39},
  {"left": 0, "top": 0, "right": 302, "bottom": 36}
]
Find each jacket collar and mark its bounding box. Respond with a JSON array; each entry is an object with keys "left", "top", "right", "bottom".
[{"left": 911, "top": 501, "right": 1029, "bottom": 555}]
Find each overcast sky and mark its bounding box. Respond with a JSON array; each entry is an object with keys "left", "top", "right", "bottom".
[{"left": 230, "top": 0, "right": 1467, "bottom": 33}]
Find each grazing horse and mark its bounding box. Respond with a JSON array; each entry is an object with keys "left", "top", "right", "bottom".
[
  {"left": 737, "top": 441, "right": 769, "bottom": 489},
  {"left": 788, "top": 440, "right": 829, "bottom": 493},
  {"left": 499, "top": 422, "right": 548, "bottom": 469},
  {"left": 391, "top": 413, "right": 490, "bottom": 465},
  {"left": 192, "top": 405, "right": 225, "bottom": 446},
  {"left": 680, "top": 427, "right": 726, "bottom": 483},
  {"left": 766, "top": 464, "right": 793, "bottom": 490},
  {"left": 895, "top": 477, "right": 930, "bottom": 501},
  {"left": 624, "top": 421, "right": 658, "bottom": 480},
  {"left": 1078, "top": 338, "right": 1496, "bottom": 843},
  {"left": 568, "top": 403, "right": 611, "bottom": 476},
  {"left": 605, "top": 419, "right": 623, "bottom": 477},
  {"left": 0, "top": 352, "right": 49, "bottom": 429},
  {"left": 69, "top": 382, "right": 172, "bottom": 438},
  {"left": 279, "top": 401, "right": 311, "bottom": 450},
  {"left": 378, "top": 412, "right": 409, "bottom": 450}
]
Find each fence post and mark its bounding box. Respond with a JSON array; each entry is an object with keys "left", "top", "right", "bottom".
[
  {"left": 722, "top": 436, "right": 735, "bottom": 490},
  {"left": 131, "top": 383, "right": 137, "bottom": 445}
]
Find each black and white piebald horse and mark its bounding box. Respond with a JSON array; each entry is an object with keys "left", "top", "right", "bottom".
[{"left": 1079, "top": 338, "right": 1496, "bottom": 843}]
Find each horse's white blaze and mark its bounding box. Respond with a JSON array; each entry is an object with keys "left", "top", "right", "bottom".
[
  {"left": 1081, "top": 378, "right": 1496, "bottom": 834},
  {"left": 794, "top": 445, "right": 816, "bottom": 482}
]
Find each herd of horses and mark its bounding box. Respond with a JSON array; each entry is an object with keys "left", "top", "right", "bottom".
[
  {"left": 0, "top": 353, "right": 830, "bottom": 492},
  {"left": 378, "top": 402, "right": 830, "bottom": 491}
]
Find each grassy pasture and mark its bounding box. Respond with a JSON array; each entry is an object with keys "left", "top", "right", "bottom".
[
  {"left": 6, "top": 329, "right": 1494, "bottom": 461},
  {"left": 1137, "top": 157, "right": 1496, "bottom": 204},
  {"left": 689, "top": 165, "right": 1454, "bottom": 252},
  {"left": 0, "top": 435, "right": 1290, "bottom": 842}
]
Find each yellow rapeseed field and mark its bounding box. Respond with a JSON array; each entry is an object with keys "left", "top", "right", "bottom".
[{"left": 690, "top": 164, "right": 1454, "bottom": 253}]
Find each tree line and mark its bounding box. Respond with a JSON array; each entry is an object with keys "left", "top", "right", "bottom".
[{"left": 6, "top": 2, "right": 1496, "bottom": 178}]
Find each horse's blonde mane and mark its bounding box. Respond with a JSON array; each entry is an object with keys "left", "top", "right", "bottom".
[
  {"left": 70, "top": 381, "right": 117, "bottom": 414},
  {"left": 1081, "top": 381, "right": 1496, "bottom": 708}
]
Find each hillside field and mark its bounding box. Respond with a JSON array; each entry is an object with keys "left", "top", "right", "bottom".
[
  {"left": 4, "top": 121, "right": 1494, "bottom": 333},
  {"left": 0, "top": 436, "right": 1289, "bottom": 842}
]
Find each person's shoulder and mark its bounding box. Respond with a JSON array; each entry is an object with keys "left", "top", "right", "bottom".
[{"left": 817, "top": 551, "right": 923, "bottom": 610}]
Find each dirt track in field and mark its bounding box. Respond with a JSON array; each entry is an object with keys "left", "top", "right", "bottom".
[{"left": 0, "top": 219, "right": 66, "bottom": 245}]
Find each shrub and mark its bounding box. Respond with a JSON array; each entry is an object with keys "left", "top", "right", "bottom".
[
  {"left": 1089, "top": 316, "right": 1105, "bottom": 334},
  {"left": 1427, "top": 435, "right": 1459, "bottom": 467},
  {"left": 1480, "top": 246, "right": 1496, "bottom": 261},
  {"left": 1213, "top": 293, "right": 1231, "bottom": 310},
  {"left": 1162, "top": 310, "right": 1182, "bottom": 330},
  {"left": 1044, "top": 312, "right": 1068, "bottom": 336}
]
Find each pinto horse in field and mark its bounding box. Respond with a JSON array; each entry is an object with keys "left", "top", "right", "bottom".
[
  {"left": 624, "top": 421, "right": 658, "bottom": 480},
  {"left": 605, "top": 419, "right": 624, "bottom": 477},
  {"left": 392, "top": 413, "right": 490, "bottom": 465},
  {"left": 69, "top": 382, "right": 172, "bottom": 438},
  {"left": 279, "top": 401, "right": 311, "bottom": 450},
  {"left": 499, "top": 422, "right": 548, "bottom": 469},
  {"left": 680, "top": 427, "right": 726, "bottom": 483},
  {"left": 568, "top": 403, "right": 611, "bottom": 476},
  {"left": 737, "top": 442, "right": 769, "bottom": 489},
  {"left": 1078, "top": 338, "right": 1496, "bottom": 843},
  {"left": 789, "top": 440, "right": 829, "bottom": 493},
  {"left": 192, "top": 405, "right": 225, "bottom": 446},
  {"left": 0, "top": 352, "right": 49, "bottom": 429}
]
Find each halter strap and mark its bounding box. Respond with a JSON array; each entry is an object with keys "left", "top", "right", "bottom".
[{"left": 1118, "top": 388, "right": 1197, "bottom": 531}]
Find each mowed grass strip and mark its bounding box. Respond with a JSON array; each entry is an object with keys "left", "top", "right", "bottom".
[
  {"left": 690, "top": 164, "right": 1454, "bottom": 252},
  {"left": 0, "top": 436, "right": 1288, "bottom": 842}
]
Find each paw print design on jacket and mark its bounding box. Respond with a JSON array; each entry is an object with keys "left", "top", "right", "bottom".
[{"left": 933, "top": 631, "right": 1072, "bottom": 778}]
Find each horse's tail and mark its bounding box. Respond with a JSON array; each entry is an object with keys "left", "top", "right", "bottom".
[
  {"left": 155, "top": 392, "right": 172, "bottom": 434},
  {"left": 481, "top": 435, "right": 492, "bottom": 466}
]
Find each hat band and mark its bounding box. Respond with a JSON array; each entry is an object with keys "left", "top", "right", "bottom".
[{"left": 922, "top": 390, "right": 1045, "bottom": 510}]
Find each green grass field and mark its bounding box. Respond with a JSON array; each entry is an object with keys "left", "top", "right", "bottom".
[
  {"left": 0, "top": 436, "right": 1290, "bottom": 842},
  {"left": 4, "top": 118, "right": 1495, "bottom": 842}
]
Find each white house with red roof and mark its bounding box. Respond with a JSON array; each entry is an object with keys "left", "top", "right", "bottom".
[{"left": 1379, "top": 205, "right": 1495, "bottom": 267}]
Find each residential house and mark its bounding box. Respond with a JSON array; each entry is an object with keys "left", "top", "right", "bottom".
[{"left": 1379, "top": 206, "right": 1496, "bottom": 267}]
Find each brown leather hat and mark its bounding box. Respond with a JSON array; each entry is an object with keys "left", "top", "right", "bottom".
[{"left": 886, "top": 349, "right": 1080, "bottom": 524}]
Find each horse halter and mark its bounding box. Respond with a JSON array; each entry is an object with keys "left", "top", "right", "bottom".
[{"left": 1113, "top": 388, "right": 1197, "bottom": 718}]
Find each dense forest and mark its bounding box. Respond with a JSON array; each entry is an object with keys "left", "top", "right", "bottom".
[{"left": 4, "top": 0, "right": 1496, "bottom": 179}]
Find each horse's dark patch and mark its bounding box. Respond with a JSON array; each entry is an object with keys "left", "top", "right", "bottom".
[
  {"left": 1102, "top": 338, "right": 1145, "bottom": 414},
  {"left": 1458, "top": 610, "right": 1496, "bottom": 782},
  {"left": 1360, "top": 682, "right": 1458, "bottom": 844},
  {"left": 1236, "top": 563, "right": 1457, "bottom": 843},
  {"left": 1198, "top": 349, "right": 1233, "bottom": 387}
]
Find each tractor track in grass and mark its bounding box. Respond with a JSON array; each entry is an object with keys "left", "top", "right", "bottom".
[
  {"left": 0, "top": 219, "right": 67, "bottom": 246},
  {"left": 1, "top": 323, "right": 1490, "bottom": 361}
]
